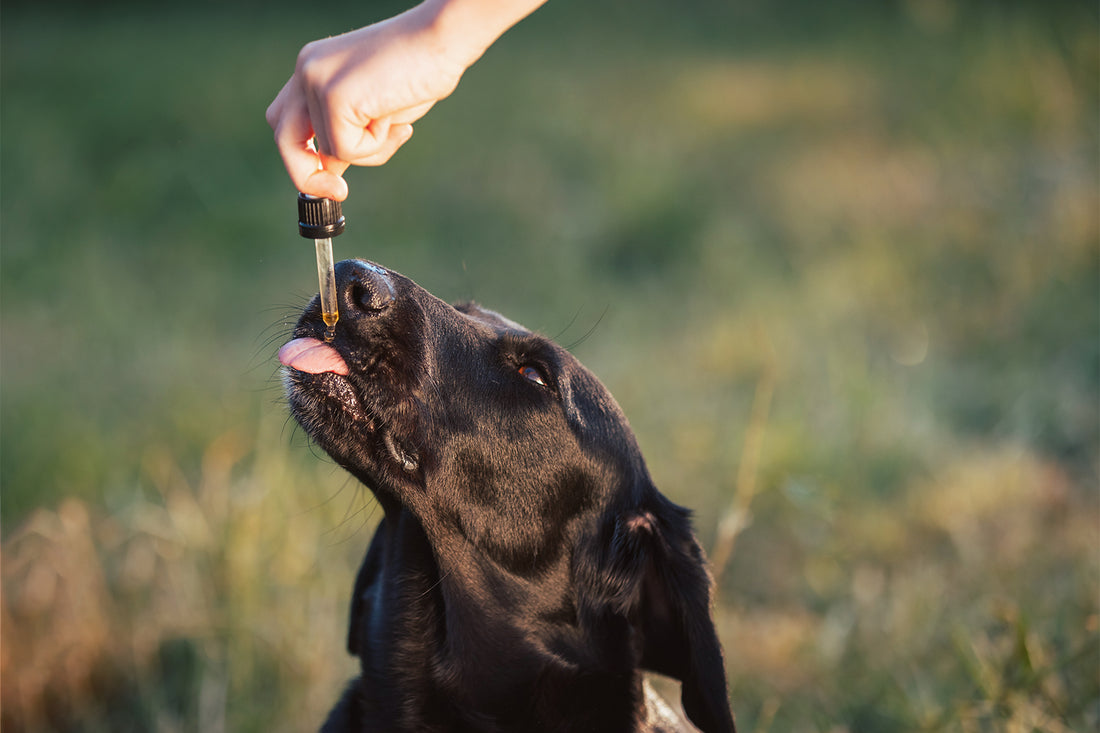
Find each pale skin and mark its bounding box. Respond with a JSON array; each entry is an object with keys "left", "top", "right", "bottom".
[{"left": 267, "top": 0, "right": 548, "bottom": 201}]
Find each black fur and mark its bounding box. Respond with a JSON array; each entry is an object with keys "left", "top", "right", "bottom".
[{"left": 282, "top": 260, "right": 736, "bottom": 732}]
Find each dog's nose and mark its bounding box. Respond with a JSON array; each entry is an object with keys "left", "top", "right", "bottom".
[{"left": 338, "top": 259, "right": 395, "bottom": 315}]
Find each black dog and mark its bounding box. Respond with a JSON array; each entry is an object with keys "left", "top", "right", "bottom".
[{"left": 279, "top": 260, "right": 736, "bottom": 733}]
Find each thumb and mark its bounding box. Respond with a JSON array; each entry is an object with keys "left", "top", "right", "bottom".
[
  {"left": 298, "top": 167, "right": 349, "bottom": 202},
  {"left": 318, "top": 152, "right": 351, "bottom": 180}
]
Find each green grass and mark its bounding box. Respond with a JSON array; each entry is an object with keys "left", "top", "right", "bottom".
[{"left": 2, "top": 1, "right": 1098, "bottom": 730}]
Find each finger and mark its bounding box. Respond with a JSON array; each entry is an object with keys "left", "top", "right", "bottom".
[
  {"left": 318, "top": 152, "right": 351, "bottom": 180},
  {"left": 298, "top": 168, "right": 350, "bottom": 201},
  {"left": 302, "top": 77, "right": 382, "bottom": 164},
  {"left": 390, "top": 100, "right": 436, "bottom": 125},
  {"left": 320, "top": 100, "right": 435, "bottom": 162},
  {"left": 271, "top": 87, "right": 349, "bottom": 200},
  {"left": 265, "top": 88, "right": 286, "bottom": 130},
  {"left": 270, "top": 82, "right": 322, "bottom": 183},
  {"left": 276, "top": 125, "right": 348, "bottom": 198},
  {"left": 269, "top": 76, "right": 351, "bottom": 199},
  {"left": 265, "top": 75, "right": 301, "bottom": 130},
  {"left": 304, "top": 85, "right": 335, "bottom": 166},
  {"left": 350, "top": 123, "right": 414, "bottom": 167},
  {"left": 319, "top": 109, "right": 393, "bottom": 165}
]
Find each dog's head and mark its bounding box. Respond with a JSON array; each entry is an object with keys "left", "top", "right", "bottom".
[
  {"left": 279, "top": 259, "right": 645, "bottom": 564},
  {"left": 280, "top": 259, "right": 735, "bottom": 732}
]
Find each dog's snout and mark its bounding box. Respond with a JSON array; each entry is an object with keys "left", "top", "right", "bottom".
[{"left": 339, "top": 259, "right": 396, "bottom": 315}]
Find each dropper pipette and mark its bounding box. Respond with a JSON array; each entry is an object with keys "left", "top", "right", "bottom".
[{"left": 297, "top": 193, "right": 345, "bottom": 342}]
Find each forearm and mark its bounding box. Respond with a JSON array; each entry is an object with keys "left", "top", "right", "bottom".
[{"left": 417, "top": 0, "right": 549, "bottom": 68}]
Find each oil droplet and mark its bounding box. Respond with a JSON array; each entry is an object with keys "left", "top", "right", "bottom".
[{"left": 322, "top": 313, "right": 337, "bottom": 343}]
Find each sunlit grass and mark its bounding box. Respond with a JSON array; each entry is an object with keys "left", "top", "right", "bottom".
[{"left": 2, "top": 418, "right": 370, "bottom": 730}]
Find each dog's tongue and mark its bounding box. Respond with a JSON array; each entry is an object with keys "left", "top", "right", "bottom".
[{"left": 278, "top": 338, "right": 349, "bottom": 376}]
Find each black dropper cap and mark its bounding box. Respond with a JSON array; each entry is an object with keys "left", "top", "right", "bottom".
[{"left": 297, "top": 193, "right": 346, "bottom": 239}]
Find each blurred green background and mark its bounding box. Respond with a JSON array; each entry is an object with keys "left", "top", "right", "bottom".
[{"left": 2, "top": 0, "right": 1097, "bottom": 730}]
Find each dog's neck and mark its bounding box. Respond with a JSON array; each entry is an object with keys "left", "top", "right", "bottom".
[{"left": 351, "top": 503, "right": 646, "bottom": 731}]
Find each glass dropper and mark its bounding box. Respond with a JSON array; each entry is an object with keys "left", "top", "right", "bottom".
[{"left": 297, "top": 193, "right": 345, "bottom": 342}]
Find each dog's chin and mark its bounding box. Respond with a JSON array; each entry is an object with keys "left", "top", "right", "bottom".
[
  {"left": 285, "top": 370, "right": 423, "bottom": 491},
  {"left": 280, "top": 337, "right": 423, "bottom": 495}
]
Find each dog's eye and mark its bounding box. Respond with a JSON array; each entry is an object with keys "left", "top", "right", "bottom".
[{"left": 518, "top": 365, "right": 547, "bottom": 387}]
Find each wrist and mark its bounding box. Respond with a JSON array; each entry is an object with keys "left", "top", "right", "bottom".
[{"left": 416, "top": 0, "right": 546, "bottom": 68}]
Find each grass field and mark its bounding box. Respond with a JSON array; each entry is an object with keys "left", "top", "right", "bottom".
[{"left": 2, "top": 0, "right": 1098, "bottom": 730}]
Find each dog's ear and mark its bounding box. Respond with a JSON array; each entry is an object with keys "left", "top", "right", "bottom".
[
  {"left": 575, "top": 491, "right": 736, "bottom": 733},
  {"left": 347, "top": 521, "right": 387, "bottom": 656}
]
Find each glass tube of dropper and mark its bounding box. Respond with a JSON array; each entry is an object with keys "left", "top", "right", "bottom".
[
  {"left": 316, "top": 237, "right": 338, "bottom": 340},
  {"left": 297, "top": 193, "right": 345, "bottom": 343}
]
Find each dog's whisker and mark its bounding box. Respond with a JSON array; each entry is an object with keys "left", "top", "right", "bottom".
[
  {"left": 414, "top": 566, "right": 453, "bottom": 601},
  {"left": 549, "top": 303, "right": 585, "bottom": 343},
  {"left": 563, "top": 304, "right": 610, "bottom": 352}
]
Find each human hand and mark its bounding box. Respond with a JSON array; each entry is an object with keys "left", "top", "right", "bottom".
[
  {"left": 268, "top": 0, "right": 548, "bottom": 200},
  {"left": 266, "top": 4, "right": 474, "bottom": 200}
]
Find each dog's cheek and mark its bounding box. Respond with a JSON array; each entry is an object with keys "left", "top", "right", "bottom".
[{"left": 426, "top": 442, "right": 598, "bottom": 573}]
